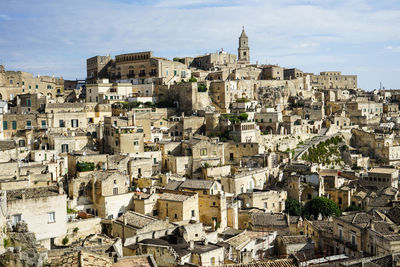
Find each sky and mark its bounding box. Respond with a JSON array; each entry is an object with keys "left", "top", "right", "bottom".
[{"left": 1, "top": 0, "right": 400, "bottom": 90}]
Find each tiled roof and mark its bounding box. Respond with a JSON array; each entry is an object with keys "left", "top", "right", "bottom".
[
  {"left": 0, "top": 140, "right": 16, "bottom": 151},
  {"left": 251, "top": 213, "right": 288, "bottom": 228},
  {"left": 279, "top": 235, "right": 308, "bottom": 245},
  {"left": 7, "top": 186, "right": 60, "bottom": 201},
  {"left": 164, "top": 181, "right": 183, "bottom": 190},
  {"left": 179, "top": 179, "right": 214, "bottom": 190},
  {"left": 220, "top": 258, "right": 297, "bottom": 267},
  {"left": 113, "top": 255, "right": 157, "bottom": 267},
  {"left": 116, "top": 211, "right": 158, "bottom": 229},
  {"left": 159, "top": 192, "right": 193, "bottom": 202},
  {"left": 387, "top": 205, "right": 400, "bottom": 224}
]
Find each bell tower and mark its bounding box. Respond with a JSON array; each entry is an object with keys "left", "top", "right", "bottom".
[{"left": 238, "top": 26, "right": 250, "bottom": 65}]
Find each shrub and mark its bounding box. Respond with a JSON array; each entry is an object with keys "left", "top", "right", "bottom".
[
  {"left": 188, "top": 77, "right": 198, "bottom": 82},
  {"left": 73, "top": 227, "right": 79, "bottom": 234},
  {"left": 77, "top": 162, "right": 95, "bottom": 172},
  {"left": 238, "top": 113, "right": 248, "bottom": 122},
  {"left": 197, "top": 84, "right": 207, "bottom": 92},
  {"left": 3, "top": 238, "right": 9, "bottom": 248},
  {"left": 62, "top": 236, "right": 69, "bottom": 246}
]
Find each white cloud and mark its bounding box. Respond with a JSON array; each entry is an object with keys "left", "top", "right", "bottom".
[
  {"left": 384, "top": 45, "right": 400, "bottom": 52},
  {"left": 0, "top": 0, "right": 400, "bottom": 89}
]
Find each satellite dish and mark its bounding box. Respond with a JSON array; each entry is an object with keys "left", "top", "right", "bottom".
[{"left": 143, "top": 188, "right": 147, "bottom": 193}]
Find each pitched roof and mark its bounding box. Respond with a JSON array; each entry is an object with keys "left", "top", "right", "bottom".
[
  {"left": 7, "top": 186, "right": 60, "bottom": 201},
  {"left": 0, "top": 140, "right": 16, "bottom": 151},
  {"left": 113, "top": 255, "right": 157, "bottom": 267},
  {"left": 116, "top": 211, "right": 159, "bottom": 229},
  {"left": 164, "top": 181, "right": 183, "bottom": 190},
  {"left": 251, "top": 213, "right": 288, "bottom": 228},
  {"left": 179, "top": 179, "right": 215, "bottom": 190}
]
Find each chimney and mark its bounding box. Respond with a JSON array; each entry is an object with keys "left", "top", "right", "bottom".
[
  {"left": 124, "top": 217, "right": 127, "bottom": 225},
  {"left": 189, "top": 240, "right": 194, "bottom": 250},
  {"left": 165, "top": 217, "right": 169, "bottom": 224},
  {"left": 203, "top": 238, "right": 208, "bottom": 246}
]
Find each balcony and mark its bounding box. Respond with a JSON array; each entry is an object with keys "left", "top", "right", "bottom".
[
  {"left": 127, "top": 73, "right": 136, "bottom": 78},
  {"left": 149, "top": 71, "right": 157, "bottom": 76},
  {"left": 139, "top": 72, "right": 146, "bottom": 77},
  {"left": 334, "top": 237, "right": 358, "bottom": 251},
  {"left": 345, "top": 241, "right": 358, "bottom": 251}
]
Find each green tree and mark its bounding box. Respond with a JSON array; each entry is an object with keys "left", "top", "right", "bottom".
[
  {"left": 188, "top": 77, "right": 198, "bottom": 82},
  {"left": 303, "top": 197, "right": 341, "bottom": 219},
  {"left": 238, "top": 113, "right": 248, "bottom": 122},
  {"left": 285, "top": 197, "right": 302, "bottom": 216}
]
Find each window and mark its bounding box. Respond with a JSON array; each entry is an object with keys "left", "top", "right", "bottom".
[
  {"left": 12, "top": 121, "right": 17, "bottom": 130},
  {"left": 48, "top": 212, "right": 55, "bottom": 223},
  {"left": 9, "top": 80, "right": 13, "bottom": 84},
  {"left": 203, "top": 190, "right": 208, "bottom": 195},
  {"left": 200, "top": 148, "right": 207, "bottom": 156},
  {"left": 191, "top": 210, "right": 195, "bottom": 217},
  {"left": 351, "top": 234, "right": 356, "bottom": 246},
  {"left": 12, "top": 214, "right": 21, "bottom": 226},
  {"left": 26, "top": 99, "right": 31, "bottom": 107},
  {"left": 26, "top": 120, "right": 32, "bottom": 128},
  {"left": 134, "top": 141, "right": 139, "bottom": 146},
  {"left": 61, "top": 144, "right": 69, "bottom": 153},
  {"left": 35, "top": 84, "right": 38, "bottom": 89},
  {"left": 18, "top": 140, "right": 25, "bottom": 147},
  {"left": 3, "top": 121, "right": 7, "bottom": 130},
  {"left": 41, "top": 120, "right": 46, "bottom": 128},
  {"left": 71, "top": 119, "right": 78, "bottom": 128},
  {"left": 338, "top": 227, "right": 343, "bottom": 240},
  {"left": 59, "top": 120, "right": 65, "bottom": 128},
  {"left": 113, "top": 187, "right": 118, "bottom": 195},
  {"left": 174, "top": 214, "right": 178, "bottom": 219},
  {"left": 264, "top": 203, "right": 268, "bottom": 209}
]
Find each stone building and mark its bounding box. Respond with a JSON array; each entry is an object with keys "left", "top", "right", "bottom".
[
  {"left": 191, "top": 49, "right": 237, "bottom": 70},
  {"left": 6, "top": 186, "right": 67, "bottom": 249},
  {"left": 179, "top": 180, "right": 227, "bottom": 231},
  {"left": 0, "top": 65, "right": 64, "bottom": 100},
  {"left": 238, "top": 190, "right": 287, "bottom": 213},
  {"left": 87, "top": 51, "right": 190, "bottom": 85},
  {"left": 86, "top": 55, "right": 112, "bottom": 84},
  {"left": 309, "top": 71, "right": 357, "bottom": 90},
  {"left": 156, "top": 189, "right": 199, "bottom": 222},
  {"left": 238, "top": 27, "right": 250, "bottom": 65},
  {"left": 103, "top": 115, "right": 144, "bottom": 155},
  {"left": 112, "top": 210, "right": 174, "bottom": 243}
]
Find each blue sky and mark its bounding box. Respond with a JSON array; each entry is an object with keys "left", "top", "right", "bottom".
[{"left": 1, "top": 0, "right": 400, "bottom": 90}]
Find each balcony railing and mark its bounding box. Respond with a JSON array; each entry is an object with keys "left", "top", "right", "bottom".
[{"left": 139, "top": 72, "right": 146, "bottom": 77}]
